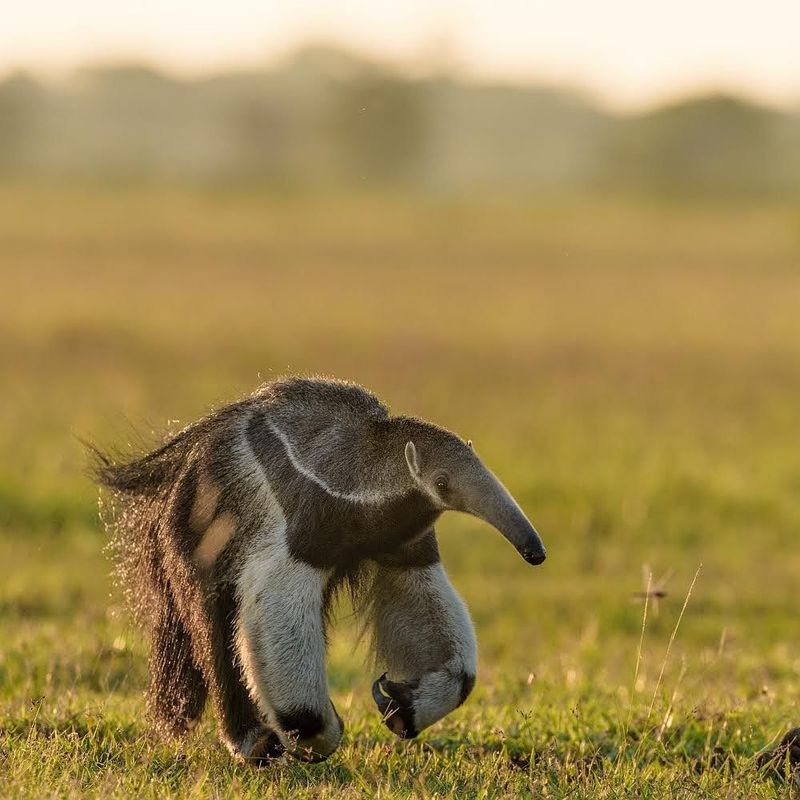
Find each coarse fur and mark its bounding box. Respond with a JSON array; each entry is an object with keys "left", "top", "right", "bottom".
[{"left": 93, "top": 376, "right": 545, "bottom": 763}]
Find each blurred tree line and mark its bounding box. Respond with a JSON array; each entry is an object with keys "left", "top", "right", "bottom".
[{"left": 1, "top": 44, "right": 798, "bottom": 197}]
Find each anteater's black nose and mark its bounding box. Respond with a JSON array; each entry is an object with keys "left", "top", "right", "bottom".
[{"left": 522, "top": 550, "right": 546, "bottom": 566}]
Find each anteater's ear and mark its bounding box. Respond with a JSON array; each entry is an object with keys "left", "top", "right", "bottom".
[
  {"left": 404, "top": 441, "right": 421, "bottom": 478},
  {"left": 467, "top": 439, "right": 473, "bottom": 449}
]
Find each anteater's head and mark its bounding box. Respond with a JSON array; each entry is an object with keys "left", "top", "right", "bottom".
[{"left": 400, "top": 421, "right": 546, "bottom": 566}]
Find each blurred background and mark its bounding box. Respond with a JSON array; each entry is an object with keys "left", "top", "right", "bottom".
[
  {"left": 2, "top": 2, "right": 800, "bottom": 789},
  {"left": 2, "top": 3, "right": 800, "bottom": 195}
]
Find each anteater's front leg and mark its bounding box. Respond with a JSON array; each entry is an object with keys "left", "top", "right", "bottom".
[
  {"left": 368, "top": 537, "right": 478, "bottom": 739},
  {"left": 235, "top": 540, "right": 344, "bottom": 762}
]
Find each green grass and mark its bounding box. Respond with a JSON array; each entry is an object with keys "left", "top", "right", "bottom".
[{"left": 1, "top": 185, "right": 799, "bottom": 797}]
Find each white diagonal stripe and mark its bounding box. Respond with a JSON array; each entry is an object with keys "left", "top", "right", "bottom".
[{"left": 268, "top": 421, "right": 400, "bottom": 505}]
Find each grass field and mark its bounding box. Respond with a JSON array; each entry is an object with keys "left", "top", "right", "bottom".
[{"left": 1, "top": 184, "right": 799, "bottom": 798}]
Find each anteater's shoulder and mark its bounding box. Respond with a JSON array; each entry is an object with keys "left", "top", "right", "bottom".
[{"left": 252, "top": 376, "right": 388, "bottom": 423}]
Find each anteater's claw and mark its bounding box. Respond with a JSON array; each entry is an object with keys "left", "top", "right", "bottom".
[
  {"left": 371, "top": 673, "right": 418, "bottom": 739},
  {"left": 371, "top": 672, "right": 392, "bottom": 713}
]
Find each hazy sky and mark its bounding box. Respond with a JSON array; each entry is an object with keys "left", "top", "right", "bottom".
[{"left": 3, "top": 1, "right": 800, "bottom": 109}]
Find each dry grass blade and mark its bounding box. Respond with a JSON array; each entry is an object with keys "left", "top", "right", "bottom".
[{"left": 647, "top": 565, "right": 703, "bottom": 720}]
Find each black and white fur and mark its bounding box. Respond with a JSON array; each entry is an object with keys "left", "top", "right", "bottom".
[{"left": 94, "top": 377, "right": 546, "bottom": 764}]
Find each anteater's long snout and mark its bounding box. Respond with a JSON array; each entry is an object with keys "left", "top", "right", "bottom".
[
  {"left": 494, "top": 499, "right": 547, "bottom": 566},
  {"left": 520, "top": 536, "right": 547, "bottom": 565},
  {"left": 464, "top": 465, "right": 547, "bottom": 566}
]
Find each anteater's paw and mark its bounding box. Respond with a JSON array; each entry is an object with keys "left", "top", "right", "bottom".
[
  {"left": 237, "top": 726, "right": 285, "bottom": 767},
  {"left": 372, "top": 672, "right": 419, "bottom": 739},
  {"left": 274, "top": 705, "right": 344, "bottom": 763},
  {"left": 757, "top": 727, "right": 800, "bottom": 783}
]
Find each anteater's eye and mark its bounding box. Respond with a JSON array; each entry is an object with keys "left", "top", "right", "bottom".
[{"left": 435, "top": 476, "right": 448, "bottom": 493}]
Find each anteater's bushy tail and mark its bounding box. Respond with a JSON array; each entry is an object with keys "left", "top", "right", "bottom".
[
  {"left": 88, "top": 421, "right": 212, "bottom": 635},
  {"left": 89, "top": 421, "right": 217, "bottom": 738},
  {"left": 88, "top": 426, "right": 200, "bottom": 498}
]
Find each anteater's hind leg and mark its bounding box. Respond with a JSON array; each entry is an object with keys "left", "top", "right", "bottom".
[
  {"left": 150, "top": 464, "right": 284, "bottom": 765},
  {"left": 235, "top": 541, "right": 344, "bottom": 763},
  {"left": 152, "top": 548, "right": 283, "bottom": 764},
  {"left": 203, "top": 582, "right": 284, "bottom": 764},
  {"left": 147, "top": 589, "right": 208, "bottom": 738}
]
